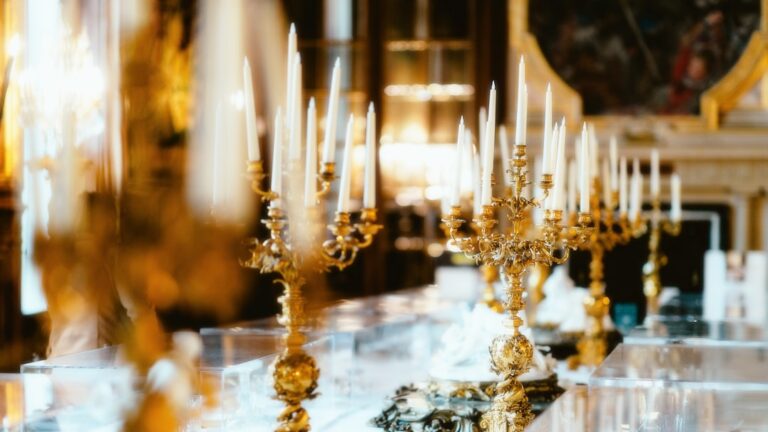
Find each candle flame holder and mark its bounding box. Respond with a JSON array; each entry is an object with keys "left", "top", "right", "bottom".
[
  {"left": 317, "top": 162, "right": 336, "bottom": 197},
  {"left": 567, "top": 181, "right": 645, "bottom": 369},
  {"left": 643, "top": 198, "right": 681, "bottom": 321},
  {"left": 242, "top": 161, "right": 381, "bottom": 432},
  {"left": 443, "top": 144, "right": 592, "bottom": 431}
]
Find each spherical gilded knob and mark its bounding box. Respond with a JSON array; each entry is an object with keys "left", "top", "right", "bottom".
[
  {"left": 272, "top": 351, "right": 319, "bottom": 405},
  {"left": 488, "top": 333, "right": 533, "bottom": 377},
  {"left": 583, "top": 294, "right": 610, "bottom": 318}
]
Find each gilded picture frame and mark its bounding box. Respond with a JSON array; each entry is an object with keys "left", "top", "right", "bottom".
[{"left": 508, "top": 0, "right": 768, "bottom": 133}]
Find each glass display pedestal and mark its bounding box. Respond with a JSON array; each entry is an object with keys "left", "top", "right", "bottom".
[{"left": 530, "top": 343, "right": 768, "bottom": 431}]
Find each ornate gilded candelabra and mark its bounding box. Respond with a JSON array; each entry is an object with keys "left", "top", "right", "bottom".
[
  {"left": 242, "top": 160, "right": 381, "bottom": 432},
  {"left": 443, "top": 144, "right": 592, "bottom": 431},
  {"left": 569, "top": 179, "right": 644, "bottom": 368},
  {"left": 642, "top": 198, "right": 681, "bottom": 320}
]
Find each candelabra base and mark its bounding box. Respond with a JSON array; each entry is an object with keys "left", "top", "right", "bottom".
[
  {"left": 372, "top": 374, "right": 563, "bottom": 432},
  {"left": 480, "top": 333, "right": 535, "bottom": 431},
  {"left": 272, "top": 348, "right": 319, "bottom": 432},
  {"left": 481, "top": 385, "right": 534, "bottom": 432}
]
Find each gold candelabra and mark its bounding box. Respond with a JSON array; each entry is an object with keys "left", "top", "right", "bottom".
[
  {"left": 442, "top": 144, "right": 592, "bottom": 431},
  {"left": 242, "top": 160, "right": 381, "bottom": 432},
  {"left": 568, "top": 179, "right": 645, "bottom": 369},
  {"left": 643, "top": 198, "right": 681, "bottom": 320}
]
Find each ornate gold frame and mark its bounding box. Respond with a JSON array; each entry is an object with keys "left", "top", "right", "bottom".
[{"left": 508, "top": 0, "right": 768, "bottom": 132}]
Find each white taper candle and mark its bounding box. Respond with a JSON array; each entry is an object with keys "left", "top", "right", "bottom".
[
  {"left": 602, "top": 158, "right": 611, "bottom": 209},
  {"left": 630, "top": 158, "right": 642, "bottom": 222},
  {"left": 514, "top": 57, "right": 525, "bottom": 145},
  {"left": 521, "top": 84, "right": 528, "bottom": 146},
  {"left": 552, "top": 124, "right": 566, "bottom": 211},
  {"left": 589, "top": 123, "right": 598, "bottom": 179},
  {"left": 481, "top": 83, "right": 496, "bottom": 206},
  {"left": 285, "top": 23, "right": 297, "bottom": 106},
  {"left": 304, "top": 98, "right": 317, "bottom": 207},
  {"left": 337, "top": 114, "right": 355, "bottom": 212},
  {"left": 609, "top": 136, "right": 618, "bottom": 192},
  {"left": 580, "top": 123, "right": 590, "bottom": 213},
  {"left": 650, "top": 149, "right": 660, "bottom": 199},
  {"left": 619, "top": 156, "right": 628, "bottom": 215},
  {"left": 472, "top": 142, "right": 482, "bottom": 217},
  {"left": 671, "top": 173, "right": 681, "bottom": 222},
  {"left": 363, "top": 103, "right": 377, "bottom": 209},
  {"left": 568, "top": 158, "right": 577, "bottom": 215},
  {"left": 479, "top": 107, "right": 487, "bottom": 162},
  {"left": 452, "top": 117, "right": 466, "bottom": 206},
  {"left": 545, "top": 123, "right": 559, "bottom": 210},
  {"left": 556, "top": 120, "right": 567, "bottom": 210},
  {"left": 543, "top": 83, "right": 553, "bottom": 173},
  {"left": 270, "top": 107, "right": 283, "bottom": 207},
  {"left": 289, "top": 54, "right": 302, "bottom": 161},
  {"left": 285, "top": 24, "right": 296, "bottom": 128},
  {"left": 499, "top": 125, "right": 510, "bottom": 186},
  {"left": 322, "top": 58, "right": 341, "bottom": 164},
  {"left": 243, "top": 57, "right": 260, "bottom": 161}
]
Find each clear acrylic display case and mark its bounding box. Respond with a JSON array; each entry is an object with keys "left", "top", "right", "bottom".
[
  {"left": 532, "top": 345, "right": 768, "bottom": 432},
  {"left": 20, "top": 346, "right": 131, "bottom": 431},
  {"left": 578, "top": 343, "right": 768, "bottom": 431},
  {"left": 197, "top": 286, "right": 467, "bottom": 429},
  {"left": 192, "top": 333, "right": 338, "bottom": 431},
  {"left": 625, "top": 315, "right": 768, "bottom": 347},
  {"left": 526, "top": 385, "right": 589, "bottom": 432}
]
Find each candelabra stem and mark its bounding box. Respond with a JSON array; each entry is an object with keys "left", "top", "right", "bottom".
[
  {"left": 643, "top": 222, "right": 663, "bottom": 322},
  {"left": 575, "top": 243, "right": 609, "bottom": 367},
  {"left": 481, "top": 268, "right": 534, "bottom": 432},
  {"left": 273, "top": 282, "right": 319, "bottom": 432},
  {"left": 481, "top": 264, "right": 504, "bottom": 313}
]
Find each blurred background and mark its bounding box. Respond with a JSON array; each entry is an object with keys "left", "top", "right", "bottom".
[{"left": 0, "top": 0, "right": 766, "bottom": 372}]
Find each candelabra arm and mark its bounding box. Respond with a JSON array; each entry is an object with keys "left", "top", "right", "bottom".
[
  {"left": 247, "top": 160, "right": 279, "bottom": 202},
  {"left": 442, "top": 206, "right": 478, "bottom": 258},
  {"left": 353, "top": 208, "right": 383, "bottom": 249},
  {"left": 322, "top": 209, "right": 381, "bottom": 270},
  {"left": 662, "top": 219, "right": 682, "bottom": 236}
]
